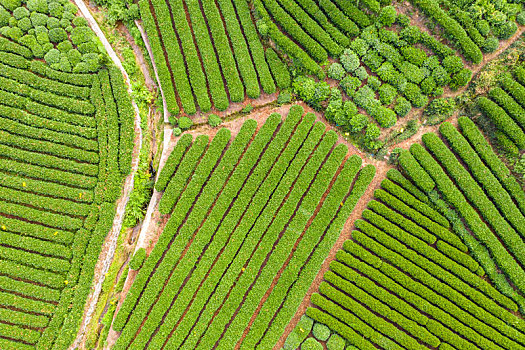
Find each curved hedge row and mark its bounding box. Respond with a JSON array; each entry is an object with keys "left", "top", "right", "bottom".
[{"left": 478, "top": 97, "right": 525, "bottom": 150}]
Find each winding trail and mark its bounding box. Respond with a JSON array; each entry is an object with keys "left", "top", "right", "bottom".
[{"left": 70, "top": 0, "right": 143, "bottom": 348}]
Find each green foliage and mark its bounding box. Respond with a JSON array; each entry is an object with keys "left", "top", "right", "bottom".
[
  {"left": 328, "top": 62, "right": 345, "bottom": 80},
  {"left": 378, "top": 5, "right": 397, "bottom": 26},
  {"left": 378, "top": 83, "right": 396, "bottom": 105},
  {"left": 178, "top": 116, "right": 193, "bottom": 130},
  {"left": 312, "top": 322, "right": 330, "bottom": 341},
  {"left": 348, "top": 113, "right": 368, "bottom": 132},
  {"left": 207, "top": 114, "right": 222, "bottom": 127},
  {"left": 424, "top": 97, "right": 456, "bottom": 125},
  {"left": 394, "top": 96, "right": 411, "bottom": 117},
  {"left": 129, "top": 248, "right": 146, "bottom": 270},
  {"left": 284, "top": 315, "right": 313, "bottom": 350},
  {"left": 266, "top": 47, "right": 291, "bottom": 89},
  {"left": 293, "top": 76, "right": 330, "bottom": 110},
  {"left": 340, "top": 48, "right": 360, "bottom": 72},
  {"left": 301, "top": 337, "right": 323, "bottom": 350},
  {"left": 326, "top": 334, "right": 345, "bottom": 350}
]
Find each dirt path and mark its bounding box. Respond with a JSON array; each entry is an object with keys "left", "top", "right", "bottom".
[{"left": 70, "top": 1, "right": 143, "bottom": 348}]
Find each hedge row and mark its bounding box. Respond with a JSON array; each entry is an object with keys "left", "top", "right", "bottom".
[
  {"left": 317, "top": 0, "right": 358, "bottom": 37},
  {"left": 254, "top": 0, "right": 322, "bottom": 77},
  {"left": 112, "top": 114, "right": 282, "bottom": 332},
  {"left": 146, "top": 112, "right": 313, "bottom": 349},
  {"left": 0, "top": 62, "right": 90, "bottom": 99},
  {"left": 167, "top": 0, "right": 212, "bottom": 112},
  {"left": 0, "top": 258, "right": 64, "bottom": 290},
  {"left": 386, "top": 169, "right": 429, "bottom": 204},
  {"left": 0, "top": 103, "right": 96, "bottom": 139},
  {"left": 374, "top": 189, "right": 465, "bottom": 251},
  {"left": 148, "top": 0, "right": 198, "bottom": 114},
  {"left": 0, "top": 242, "right": 70, "bottom": 274},
  {"left": 231, "top": 0, "right": 276, "bottom": 94},
  {"left": 324, "top": 272, "right": 439, "bottom": 347},
  {"left": 423, "top": 132, "right": 525, "bottom": 270},
  {"left": 155, "top": 133, "right": 193, "bottom": 191},
  {"left": 0, "top": 274, "right": 60, "bottom": 303},
  {"left": 130, "top": 117, "right": 277, "bottom": 348},
  {"left": 0, "top": 184, "right": 90, "bottom": 217},
  {"left": 398, "top": 149, "right": 435, "bottom": 192},
  {"left": 409, "top": 0, "right": 482, "bottom": 63},
  {"left": 158, "top": 134, "right": 210, "bottom": 214},
  {"left": 265, "top": 47, "right": 291, "bottom": 89},
  {"left": 29, "top": 60, "right": 93, "bottom": 87},
  {"left": 477, "top": 97, "right": 525, "bottom": 149},
  {"left": 336, "top": 246, "right": 475, "bottom": 349},
  {"left": 295, "top": 0, "right": 353, "bottom": 45},
  {"left": 210, "top": 143, "right": 349, "bottom": 348},
  {"left": 488, "top": 87, "right": 525, "bottom": 132},
  {"left": 260, "top": 0, "right": 327, "bottom": 62},
  {"left": 129, "top": 113, "right": 321, "bottom": 349},
  {"left": 108, "top": 65, "right": 134, "bottom": 176},
  {"left": 0, "top": 230, "right": 70, "bottom": 260},
  {"left": 332, "top": 0, "right": 370, "bottom": 27},
  {"left": 252, "top": 163, "right": 376, "bottom": 350},
  {"left": 353, "top": 231, "right": 521, "bottom": 349},
  {"left": 380, "top": 178, "right": 448, "bottom": 227},
  {"left": 138, "top": 0, "right": 181, "bottom": 114},
  {"left": 458, "top": 116, "right": 525, "bottom": 215},
  {"left": 215, "top": 0, "right": 260, "bottom": 99},
  {"left": 184, "top": 0, "right": 230, "bottom": 110},
  {"left": 0, "top": 307, "right": 48, "bottom": 329},
  {"left": 26, "top": 99, "right": 96, "bottom": 128},
  {"left": 359, "top": 214, "right": 516, "bottom": 315},
  {"left": 409, "top": 143, "right": 525, "bottom": 295},
  {"left": 439, "top": 122, "right": 525, "bottom": 239}
]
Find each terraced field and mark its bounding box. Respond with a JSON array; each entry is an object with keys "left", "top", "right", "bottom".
[
  {"left": 111, "top": 106, "right": 375, "bottom": 349},
  {"left": 289, "top": 117, "right": 525, "bottom": 349},
  {"left": 138, "top": 0, "right": 282, "bottom": 114},
  {"left": 0, "top": 1, "right": 135, "bottom": 348}
]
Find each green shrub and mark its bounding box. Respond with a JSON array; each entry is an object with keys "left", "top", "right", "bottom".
[
  {"left": 0, "top": 0, "right": 20, "bottom": 11},
  {"left": 494, "top": 21, "right": 517, "bottom": 40},
  {"left": 312, "top": 322, "right": 330, "bottom": 341},
  {"left": 349, "top": 38, "right": 368, "bottom": 57},
  {"left": 365, "top": 123, "right": 380, "bottom": 140},
  {"left": 284, "top": 315, "right": 314, "bottom": 350},
  {"left": 301, "top": 337, "right": 323, "bottom": 350},
  {"left": 349, "top": 113, "right": 368, "bottom": 132},
  {"left": 432, "top": 66, "right": 450, "bottom": 87},
  {"left": 44, "top": 48, "right": 60, "bottom": 64},
  {"left": 442, "top": 55, "right": 463, "bottom": 74},
  {"left": 378, "top": 83, "right": 396, "bottom": 105},
  {"left": 277, "top": 90, "right": 292, "bottom": 104},
  {"left": 326, "top": 334, "right": 345, "bottom": 350},
  {"left": 367, "top": 75, "right": 381, "bottom": 91},
  {"left": 354, "top": 66, "right": 368, "bottom": 81},
  {"left": 328, "top": 62, "right": 345, "bottom": 80},
  {"left": 401, "top": 46, "right": 427, "bottom": 66},
  {"left": 424, "top": 97, "right": 455, "bottom": 124},
  {"left": 207, "top": 114, "right": 221, "bottom": 127},
  {"left": 340, "top": 75, "right": 361, "bottom": 96},
  {"left": 27, "top": 0, "right": 48, "bottom": 13},
  {"left": 396, "top": 13, "right": 410, "bottom": 27},
  {"left": 48, "top": 2, "right": 63, "bottom": 18},
  {"left": 17, "top": 17, "right": 31, "bottom": 32},
  {"left": 13, "top": 6, "right": 29, "bottom": 20},
  {"left": 450, "top": 68, "right": 472, "bottom": 89},
  {"left": 394, "top": 96, "right": 411, "bottom": 117},
  {"left": 170, "top": 127, "right": 181, "bottom": 137},
  {"left": 129, "top": 248, "right": 146, "bottom": 270},
  {"left": 30, "top": 12, "right": 47, "bottom": 27},
  {"left": 178, "top": 116, "right": 193, "bottom": 130},
  {"left": 47, "top": 16, "right": 59, "bottom": 29},
  {"left": 57, "top": 40, "right": 72, "bottom": 53},
  {"left": 476, "top": 19, "right": 490, "bottom": 36},
  {"left": 49, "top": 27, "right": 67, "bottom": 43},
  {"left": 400, "top": 26, "right": 421, "bottom": 44},
  {"left": 420, "top": 77, "right": 436, "bottom": 95},
  {"left": 483, "top": 37, "right": 499, "bottom": 53},
  {"left": 378, "top": 5, "right": 396, "bottom": 26},
  {"left": 293, "top": 76, "right": 330, "bottom": 110},
  {"left": 340, "top": 48, "right": 360, "bottom": 72},
  {"left": 265, "top": 47, "right": 291, "bottom": 89},
  {"left": 404, "top": 83, "right": 428, "bottom": 108}
]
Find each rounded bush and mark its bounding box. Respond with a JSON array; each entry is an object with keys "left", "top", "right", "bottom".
[
  {"left": 340, "top": 49, "right": 360, "bottom": 72},
  {"left": 366, "top": 122, "right": 381, "bottom": 140},
  {"left": 340, "top": 75, "right": 361, "bottom": 96},
  {"left": 0, "top": 0, "right": 21, "bottom": 11},
  {"left": 57, "top": 40, "right": 72, "bottom": 52},
  {"left": 172, "top": 127, "right": 182, "bottom": 137},
  {"left": 420, "top": 77, "right": 437, "bottom": 95},
  {"left": 378, "top": 6, "right": 397, "bottom": 27},
  {"left": 476, "top": 19, "right": 490, "bottom": 36},
  {"left": 328, "top": 62, "right": 345, "bottom": 80},
  {"left": 30, "top": 12, "right": 47, "bottom": 27},
  {"left": 378, "top": 83, "right": 397, "bottom": 105},
  {"left": 13, "top": 6, "right": 29, "bottom": 20},
  {"left": 48, "top": 2, "right": 63, "bottom": 18},
  {"left": 44, "top": 48, "right": 60, "bottom": 64},
  {"left": 349, "top": 38, "right": 368, "bottom": 57},
  {"left": 396, "top": 14, "right": 410, "bottom": 27},
  {"left": 47, "top": 16, "right": 60, "bottom": 29},
  {"left": 27, "top": 0, "right": 48, "bottom": 13},
  {"left": 495, "top": 21, "right": 517, "bottom": 40},
  {"left": 442, "top": 55, "right": 463, "bottom": 74},
  {"left": 395, "top": 96, "right": 411, "bottom": 117},
  {"left": 301, "top": 338, "right": 323, "bottom": 350},
  {"left": 355, "top": 66, "right": 368, "bottom": 81},
  {"left": 72, "top": 16, "right": 87, "bottom": 27},
  {"left": 367, "top": 75, "right": 381, "bottom": 91},
  {"left": 49, "top": 27, "right": 67, "bottom": 43},
  {"left": 349, "top": 113, "right": 368, "bottom": 132},
  {"left": 178, "top": 116, "right": 193, "bottom": 130},
  {"left": 326, "top": 334, "right": 345, "bottom": 350},
  {"left": 207, "top": 114, "right": 221, "bottom": 127},
  {"left": 17, "top": 17, "right": 32, "bottom": 32},
  {"left": 451, "top": 68, "right": 472, "bottom": 89},
  {"left": 483, "top": 37, "right": 499, "bottom": 53}
]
